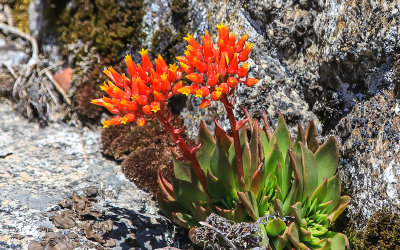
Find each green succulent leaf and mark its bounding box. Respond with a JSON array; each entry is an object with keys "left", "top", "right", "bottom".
[
  {"left": 287, "top": 222, "right": 300, "bottom": 248},
  {"left": 321, "top": 172, "right": 341, "bottom": 212},
  {"left": 293, "top": 123, "right": 305, "bottom": 155},
  {"left": 196, "top": 121, "right": 216, "bottom": 173},
  {"left": 172, "top": 212, "right": 197, "bottom": 229},
  {"left": 239, "top": 126, "right": 252, "bottom": 189},
  {"left": 173, "top": 178, "right": 209, "bottom": 210},
  {"left": 210, "top": 140, "right": 237, "bottom": 190},
  {"left": 249, "top": 121, "right": 260, "bottom": 180},
  {"left": 214, "top": 118, "right": 233, "bottom": 154},
  {"left": 274, "top": 112, "right": 292, "bottom": 160},
  {"left": 327, "top": 195, "right": 350, "bottom": 223},
  {"left": 315, "top": 137, "right": 339, "bottom": 183},
  {"left": 301, "top": 142, "right": 319, "bottom": 200},
  {"left": 266, "top": 217, "right": 287, "bottom": 237},
  {"left": 237, "top": 191, "right": 259, "bottom": 221},
  {"left": 172, "top": 150, "right": 194, "bottom": 182},
  {"left": 323, "top": 231, "right": 349, "bottom": 250}
]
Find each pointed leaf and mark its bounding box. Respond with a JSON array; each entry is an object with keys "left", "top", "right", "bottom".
[
  {"left": 266, "top": 218, "right": 287, "bottom": 237},
  {"left": 214, "top": 118, "right": 233, "bottom": 154},
  {"left": 172, "top": 212, "right": 196, "bottom": 229},
  {"left": 173, "top": 178, "right": 209, "bottom": 210},
  {"left": 206, "top": 171, "right": 235, "bottom": 203},
  {"left": 196, "top": 121, "right": 216, "bottom": 172},
  {"left": 158, "top": 170, "right": 175, "bottom": 201},
  {"left": 327, "top": 195, "right": 350, "bottom": 222},
  {"left": 249, "top": 120, "right": 260, "bottom": 179},
  {"left": 274, "top": 112, "right": 292, "bottom": 159},
  {"left": 324, "top": 231, "right": 349, "bottom": 249},
  {"left": 250, "top": 161, "right": 264, "bottom": 197},
  {"left": 172, "top": 148, "right": 194, "bottom": 182},
  {"left": 301, "top": 142, "right": 319, "bottom": 200},
  {"left": 293, "top": 123, "right": 305, "bottom": 155},
  {"left": 262, "top": 110, "right": 273, "bottom": 141},
  {"left": 315, "top": 137, "right": 340, "bottom": 183},
  {"left": 239, "top": 126, "right": 252, "bottom": 189},
  {"left": 210, "top": 140, "right": 237, "bottom": 189},
  {"left": 310, "top": 178, "right": 328, "bottom": 203},
  {"left": 286, "top": 222, "right": 300, "bottom": 248},
  {"left": 321, "top": 172, "right": 341, "bottom": 212},
  {"left": 237, "top": 191, "right": 259, "bottom": 221}
]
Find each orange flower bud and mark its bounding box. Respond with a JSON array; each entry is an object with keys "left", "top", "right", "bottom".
[
  {"left": 190, "top": 84, "right": 199, "bottom": 95},
  {"left": 179, "top": 62, "right": 194, "bottom": 74},
  {"left": 104, "top": 67, "right": 123, "bottom": 87},
  {"left": 235, "top": 34, "right": 247, "bottom": 53},
  {"left": 136, "top": 77, "right": 151, "bottom": 96},
  {"left": 136, "top": 117, "right": 146, "bottom": 127},
  {"left": 102, "top": 115, "right": 122, "bottom": 128},
  {"left": 245, "top": 78, "right": 259, "bottom": 87},
  {"left": 160, "top": 73, "right": 171, "bottom": 92},
  {"left": 217, "top": 82, "right": 229, "bottom": 94},
  {"left": 202, "top": 31, "right": 214, "bottom": 61},
  {"left": 177, "top": 86, "right": 191, "bottom": 96},
  {"left": 121, "top": 112, "right": 136, "bottom": 124},
  {"left": 237, "top": 63, "right": 249, "bottom": 78},
  {"left": 211, "top": 90, "right": 222, "bottom": 101},
  {"left": 155, "top": 54, "right": 169, "bottom": 75},
  {"left": 139, "top": 49, "right": 154, "bottom": 72},
  {"left": 142, "top": 105, "right": 152, "bottom": 115},
  {"left": 192, "top": 57, "right": 208, "bottom": 73},
  {"left": 184, "top": 33, "right": 203, "bottom": 50},
  {"left": 217, "top": 52, "right": 227, "bottom": 76},
  {"left": 120, "top": 99, "right": 138, "bottom": 112},
  {"left": 200, "top": 86, "right": 209, "bottom": 97},
  {"left": 176, "top": 56, "right": 189, "bottom": 65},
  {"left": 186, "top": 73, "right": 204, "bottom": 84},
  {"left": 227, "top": 77, "right": 238, "bottom": 88},
  {"left": 150, "top": 101, "right": 161, "bottom": 113},
  {"left": 200, "top": 99, "right": 211, "bottom": 109},
  {"left": 168, "top": 64, "right": 179, "bottom": 82},
  {"left": 216, "top": 23, "right": 229, "bottom": 45},
  {"left": 137, "top": 64, "right": 150, "bottom": 84},
  {"left": 153, "top": 90, "right": 166, "bottom": 101},
  {"left": 151, "top": 77, "right": 161, "bottom": 92},
  {"left": 207, "top": 74, "right": 220, "bottom": 87},
  {"left": 238, "top": 43, "right": 252, "bottom": 62},
  {"left": 172, "top": 81, "right": 183, "bottom": 94},
  {"left": 133, "top": 94, "right": 148, "bottom": 105},
  {"left": 228, "top": 53, "right": 239, "bottom": 75},
  {"left": 125, "top": 55, "right": 138, "bottom": 78}
]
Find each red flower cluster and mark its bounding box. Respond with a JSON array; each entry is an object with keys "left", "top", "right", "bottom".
[
  {"left": 176, "top": 23, "right": 259, "bottom": 108},
  {"left": 91, "top": 49, "right": 182, "bottom": 127}
]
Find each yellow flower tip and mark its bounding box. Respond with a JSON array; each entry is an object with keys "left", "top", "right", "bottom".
[
  {"left": 243, "top": 63, "right": 249, "bottom": 69},
  {"left": 183, "top": 33, "right": 193, "bottom": 41},
  {"left": 161, "top": 73, "right": 168, "bottom": 80},
  {"left": 121, "top": 118, "right": 128, "bottom": 125},
  {"left": 216, "top": 23, "right": 226, "bottom": 30},
  {"left": 151, "top": 107, "right": 160, "bottom": 113},
  {"left": 195, "top": 89, "right": 203, "bottom": 98},
  {"left": 178, "top": 87, "right": 190, "bottom": 96},
  {"left": 184, "top": 50, "right": 190, "bottom": 56},
  {"left": 125, "top": 54, "right": 132, "bottom": 59},
  {"left": 169, "top": 63, "right": 179, "bottom": 71},
  {"left": 139, "top": 48, "right": 148, "bottom": 56},
  {"left": 120, "top": 100, "right": 127, "bottom": 105},
  {"left": 102, "top": 121, "right": 110, "bottom": 128}
]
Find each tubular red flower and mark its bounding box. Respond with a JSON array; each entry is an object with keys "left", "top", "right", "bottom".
[
  {"left": 237, "top": 63, "right": 249, "bottom": 78},
  {"left": 125, "top": 55, "right": 138, "bottom": 78},
  {"left": 121, "top": 113, "right": 136, "bottom": 124},
  {"left": 186, "top": 73, "right": 204, "bottom": 84},
  {"left": 227, "top": 77, "right": 238, "bottom": 88},
  {"left": 238, "top": 43, "right": 253, "bottom": 62},
  {"left": 235, "top": 34, "right": 247, "bottom": 53},
  {"left": 200, "top": 99, "right": 210, "bottom": 109},
  {"left": 245, "top": 78, "right": 259, "bottom": 87},
  {"left": 102, "top": 115, "right": 122, "bottom": 128},
  {"left": 139, "top": 49, "right": 154, "bottom": 72},
  {"left": 136, "top": 117, "right": 146, "bottom": 127}
]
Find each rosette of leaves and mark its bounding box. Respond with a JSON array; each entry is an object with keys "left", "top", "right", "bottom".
[{"left": 158, "top": 112, "right": 350, "bottom": 249}]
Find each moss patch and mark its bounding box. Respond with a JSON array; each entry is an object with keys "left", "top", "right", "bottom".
[
  {"left": 11, "top": 0, "right": 31, "bottom": 33},
  {"left": 56, "top": 0, "right": 145, "bottom": 64},
  {"left": 347, "top": 210, "right": 400, "bottom": 249}
]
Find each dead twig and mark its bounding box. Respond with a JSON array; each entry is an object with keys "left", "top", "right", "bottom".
[
  {"left": 1, "top": 63, "right": 17, "bottom": 79},
  {"left": 4, "top": 5, "right": 13, "bottom": 27},
  {"left": 198, "top": 221, "right": 238, "bottom": 250}
]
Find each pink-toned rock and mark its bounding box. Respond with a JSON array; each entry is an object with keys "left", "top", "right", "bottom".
[{"left": 53, "top": 68, "right": 73, "bottom": 93}]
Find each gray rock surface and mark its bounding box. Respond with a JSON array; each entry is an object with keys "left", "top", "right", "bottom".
[{"left": 0, "top": 101, "right": 187, "bottom": 249}]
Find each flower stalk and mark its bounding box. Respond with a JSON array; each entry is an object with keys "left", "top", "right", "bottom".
[
  {"left": 221, "top": 94, "right": 246, "bottom": 190},
  {"left": 156, "top": 112, "right": 208, "bottom": 193}
]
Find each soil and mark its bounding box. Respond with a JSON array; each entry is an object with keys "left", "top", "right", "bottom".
[{"left": 101, "top": 114, "right": 194, "bottom": 196}]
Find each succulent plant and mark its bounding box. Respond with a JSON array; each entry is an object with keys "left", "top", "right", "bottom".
[{"left": 158, "top": 111, "right": 350, "bottom": 249}]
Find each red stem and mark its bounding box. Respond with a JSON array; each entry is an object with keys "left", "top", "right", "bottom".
[
  {"left": 221, "top": 94, "right": 246, "bottom": 190},
  {"left": 156, "top": 112, "right": 208, "bottom": 193}
]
